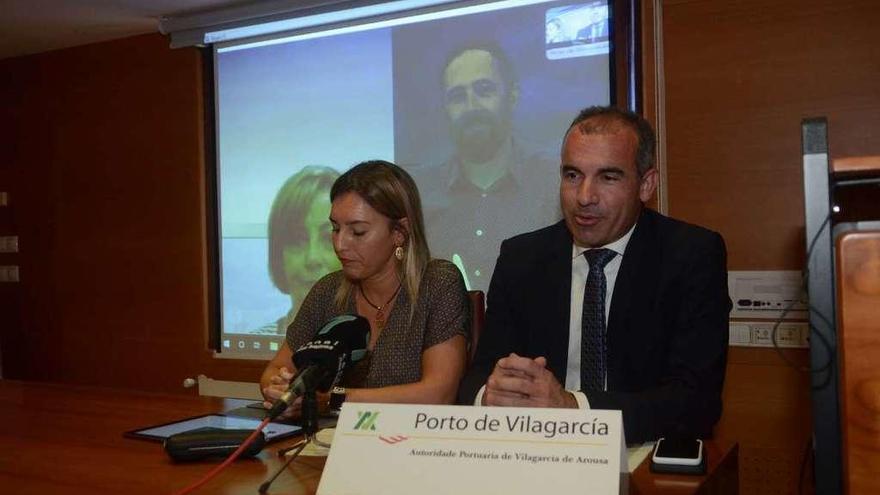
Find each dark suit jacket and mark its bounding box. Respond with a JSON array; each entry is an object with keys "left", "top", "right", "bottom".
[{"left": 458, "top": 208, "right": 731, "bottom": 443}]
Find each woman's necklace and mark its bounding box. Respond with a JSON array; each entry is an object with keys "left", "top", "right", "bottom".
[{"left": 359, "top": 283, "right": 402, "bottom": 330}]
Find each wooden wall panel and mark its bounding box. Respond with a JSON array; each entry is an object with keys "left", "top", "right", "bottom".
[
  {"left": 719, "top": 348, "right": 813, "bottom": 494},
  {"left": 836, "top": 231, "right": 880, "bottom": 495},
  {"left": 660, "top": 0, "right": 880, "bottom": 493},
  {"left": 663, "top": 0, "right": 880, "bottom": 269},
  {"left": 640, "top": 0, "right": 660, "bottom": 211},
  {"left": 0, "top": 34, "right": 264, "bottom": 394}
]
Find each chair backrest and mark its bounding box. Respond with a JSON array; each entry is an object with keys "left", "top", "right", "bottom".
[{"left": 467, "top": 290, "right": 485, "bottom": 364}]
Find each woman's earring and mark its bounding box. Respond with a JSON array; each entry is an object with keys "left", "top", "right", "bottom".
[{"left": 394, "top": 246, "right": 404, "bottom": 260}]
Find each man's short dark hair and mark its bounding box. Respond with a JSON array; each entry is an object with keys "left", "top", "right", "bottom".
[
  {"left": 567, "top": 106, "right": 656, "bottom": 175},
  {"left": 441, "top": 41, "right": 518, "bottom": 93}
]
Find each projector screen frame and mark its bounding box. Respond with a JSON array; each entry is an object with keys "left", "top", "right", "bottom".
[{"left": 203, "top": 0, "right": 643, "bottom": 359}]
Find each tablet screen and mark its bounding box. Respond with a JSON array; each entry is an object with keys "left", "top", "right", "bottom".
[{"left": 125, "top": 414, "right": 302, "bottom": 443}]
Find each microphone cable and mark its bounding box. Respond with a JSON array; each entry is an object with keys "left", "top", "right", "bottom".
[{"left": 170, "top": 417, "right": 271, "bottom": 495}]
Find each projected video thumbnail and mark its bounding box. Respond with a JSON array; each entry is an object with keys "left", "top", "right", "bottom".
[{"left": 544, "top": 1, "right": 610, "bottom": 60}]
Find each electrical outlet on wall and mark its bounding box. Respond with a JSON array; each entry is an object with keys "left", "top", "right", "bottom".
[
  {"left": 729, "top": 321, "right": 809, "bottom": 348},
  {"left": 0, "top": 266, "right": 19, "bottom": 283},
  {"left": 775, "top": 325, "right": 802, "bottom": 347},
  {"left": 0, "top": 236, "right": 18, "bottom": 253},
  {"left": 752, "top": 325, "right": 773, "bottom": 346}
]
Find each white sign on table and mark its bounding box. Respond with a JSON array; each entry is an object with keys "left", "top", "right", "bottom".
[{"left": 318, "top": 403, "right": 626, "bottom": 495}]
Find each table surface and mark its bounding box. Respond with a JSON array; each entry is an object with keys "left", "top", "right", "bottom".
[{"left": 0, "top": 380, "right": 737, "bottom": 494}]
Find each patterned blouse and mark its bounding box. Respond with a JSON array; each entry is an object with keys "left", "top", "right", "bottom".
[{"left": 285, "top": 259, "right": 470, "bottom": 387}]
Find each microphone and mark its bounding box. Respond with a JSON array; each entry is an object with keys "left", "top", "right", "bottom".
[{"left": 267, "top": 314, "right": 370, "bottom": 419}]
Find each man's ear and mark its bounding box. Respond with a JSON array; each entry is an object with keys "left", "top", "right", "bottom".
[{"left": 638, "top": 168, "right": 659, "bottom": 203}]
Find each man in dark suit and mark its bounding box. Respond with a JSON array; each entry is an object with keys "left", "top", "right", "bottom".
[{"left": 458, "top": 106, "right": 731, "bottom": 444}]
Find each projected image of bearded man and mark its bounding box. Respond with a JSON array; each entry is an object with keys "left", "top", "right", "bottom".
[
  {"left": 444, "top": 48, "right": 517, "bottom": 187},
  {"left": 413, "top": 43, "right": 558, "bottom": 292}
]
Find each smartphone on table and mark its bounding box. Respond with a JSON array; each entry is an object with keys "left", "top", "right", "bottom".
[{"left": 649, "top": 437, "right": 706, "bottom": 475}]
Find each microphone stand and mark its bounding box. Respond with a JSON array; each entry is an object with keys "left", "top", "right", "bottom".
[
  {"left": 301, "top": 390, "right": 320, "bottom": 439},
  {"left": 259, "top": 388, "right": 330, "bottom": 494}
]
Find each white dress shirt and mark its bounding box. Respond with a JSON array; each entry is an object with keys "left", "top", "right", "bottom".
[{"left": 566, "top": 224, "right": 636, "bottom": 407}]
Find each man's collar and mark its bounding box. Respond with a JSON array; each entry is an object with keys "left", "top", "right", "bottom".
[
  {"left": 571, "top": 219, "right": 637, "bottom": 260},
  {"left": 447, "top": 137, "right": 522, "bottom": 192}
]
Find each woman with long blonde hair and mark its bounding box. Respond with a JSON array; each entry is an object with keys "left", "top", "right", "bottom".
[{"left": 260, "top": 160, "right": 470, "bottom": 417}]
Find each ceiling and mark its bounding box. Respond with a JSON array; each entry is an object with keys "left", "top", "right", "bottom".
[{"left": 0, "top": 0, "right": 250, "bottom": 60}]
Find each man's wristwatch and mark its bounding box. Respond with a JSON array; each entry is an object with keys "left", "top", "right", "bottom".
[{"left": 328, "top": 386, "right": 346, "bottom": 411}]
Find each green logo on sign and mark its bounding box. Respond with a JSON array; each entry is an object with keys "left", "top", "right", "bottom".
[{"left": 354, "top": 411, "right": 380, "bottom": 431}]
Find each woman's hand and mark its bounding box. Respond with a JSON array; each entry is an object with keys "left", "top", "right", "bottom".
[
  {"left": 262, "top": 367, "right": 302, "bottom": 419},
  {"left": 260, "top": 342, "right": 303, "bottom": 419}
]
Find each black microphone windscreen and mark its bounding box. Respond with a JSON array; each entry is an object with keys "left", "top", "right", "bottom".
[
  {"left": 163, "top": 428, "right": 265, "bottom": 462},
  {"left": 292, "top": 314, "right": 370, "bottom": 370}
]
